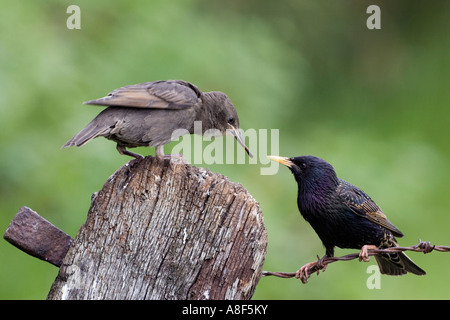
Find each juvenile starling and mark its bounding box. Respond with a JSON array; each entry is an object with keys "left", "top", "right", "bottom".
[
  {"left": 63, "top": 80, "right": 252, "bottom": 160},
  {"left": 268, "top": 155, "right": 425, "bottom": 280}
]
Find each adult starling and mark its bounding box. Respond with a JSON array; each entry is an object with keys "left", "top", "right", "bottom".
[
  {"left": 268, "top": 155, "right": 425, "bottom": 280},
  {"left": 63, "top": 80, "right": 252, "bottom": 160}
]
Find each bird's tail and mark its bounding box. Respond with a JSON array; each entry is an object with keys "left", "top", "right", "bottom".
[
  {"left": 375, "top": 251, "right": 426, "bottom": 276},
  {"left": 62, "top": 121, "right": 111, "bottom": 149}
]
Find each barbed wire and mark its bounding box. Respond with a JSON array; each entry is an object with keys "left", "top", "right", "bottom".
[{"left": 261, "top": 240, "right": 450, "bottom": 284}]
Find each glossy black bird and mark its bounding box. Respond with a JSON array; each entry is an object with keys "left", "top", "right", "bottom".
[
  {"left": 268, "top": 155, "right": 425, "bottom": 280},
  {"left": 63, "top": 80, "right": 252, "bottom": 160}
]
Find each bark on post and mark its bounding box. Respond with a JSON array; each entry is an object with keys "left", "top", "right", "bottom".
[{"left": 47, "top": 157, "right": 267, "bottom": 300}]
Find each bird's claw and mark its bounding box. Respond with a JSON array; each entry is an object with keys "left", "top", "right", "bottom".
[
  {"left": 359, "top": 245, "right": 377, "bottom": 262},
  {"left": 155, "top": 154, "right": 187, "bottom": 165},
  {"left": 295, "top": 255, "right": 327, "bottom": 284},
  {"left": 295, "top": 263, "right": 312, "bottom": 284},
  {"left": 128, "top": 157, "right": 143, "bottom": 167}
]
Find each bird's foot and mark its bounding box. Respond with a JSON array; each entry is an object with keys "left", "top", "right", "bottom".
[
  {"left": 359, "top": 245, "right": 378, "bottom": 262},
  {"left": 128, "top": 157, "right": 144, "bottom": 168},
  {"left": 295, "top": 255, "right": 327, "bottom": 284},
  {"left": 155, "top": 153, "right": 187, "bottom": 165}
]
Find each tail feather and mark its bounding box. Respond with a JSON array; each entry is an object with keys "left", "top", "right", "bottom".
[
  {"left": 375, "top": 251, "right": 426, "bottom": 276},
  {"left": 62, "top": 123, "right": 111, "bottom": 148}
]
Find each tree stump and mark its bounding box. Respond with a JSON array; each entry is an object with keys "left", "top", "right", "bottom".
[{"left": 46, "top": 157, "right": 267, "bottom": 300}]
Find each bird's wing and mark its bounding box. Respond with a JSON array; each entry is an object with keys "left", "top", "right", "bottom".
[
  {"left": 84, "top": 80, "right": 202, "bottom": 109},
  {"left": 337, "top": 179, "right": 404, "bottom": 237}
]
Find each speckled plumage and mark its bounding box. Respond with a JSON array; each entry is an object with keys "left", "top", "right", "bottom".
[{"left": 269, "top": 155, "right": 425, "bottom": 276}]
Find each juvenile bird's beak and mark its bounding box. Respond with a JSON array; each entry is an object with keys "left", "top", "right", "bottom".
[
  {"left": 228, "top": 124, "right": 253, "bottom": 158},
  {"left": 267, "top": 155, "right": 293, "bottom": 168}
]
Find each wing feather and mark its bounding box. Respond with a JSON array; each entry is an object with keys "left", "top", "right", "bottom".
[
  {"left": 337, "top": 179, "right": 404, "bottom": 237},
  {"left": 84, "top": 80, "right": 201, "bottom": 109}
]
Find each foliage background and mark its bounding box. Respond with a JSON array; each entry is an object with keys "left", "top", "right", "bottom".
[{"left": 0, "top": 0, "right": 448, "bottom": 299}]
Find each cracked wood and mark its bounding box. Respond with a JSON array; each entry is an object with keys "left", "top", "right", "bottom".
[{"left": 47, "top": 157, "right": 267, "bottom": 300}]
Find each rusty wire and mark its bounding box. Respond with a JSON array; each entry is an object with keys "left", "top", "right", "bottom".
[{"left": 262, "top": 240, "right": 450, "bottom": 284}]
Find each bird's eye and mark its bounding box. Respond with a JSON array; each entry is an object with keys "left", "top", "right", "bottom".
[
  {"left": 227, "top": 117, "right": 235, "bottom": 125},
  {"left": 301, "top": 162, "right": 307, "bottom": 169}
]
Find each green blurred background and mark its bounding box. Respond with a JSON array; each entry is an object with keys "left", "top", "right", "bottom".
[{"left": 1, "top": 0, "right": 449, "bottom": 299}]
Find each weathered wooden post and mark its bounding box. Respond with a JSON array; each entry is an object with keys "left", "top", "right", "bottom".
[{"left": 4, "top": 157, "right": 267, "bottom": 300}]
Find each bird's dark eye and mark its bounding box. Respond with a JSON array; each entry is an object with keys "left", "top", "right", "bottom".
[
  {"left": 227, "top": 117, "right": 235, "bottom": 125},
  {"left": 300, "top": 162, "right": 307, "bottom": 169}
]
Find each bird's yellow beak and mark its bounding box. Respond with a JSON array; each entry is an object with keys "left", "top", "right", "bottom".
[
  {"left": 267, "top": 155, "right": 293, "bottom": 168},
  {"left": 228, "top": 123, "right": 253, "bottom": 158}
]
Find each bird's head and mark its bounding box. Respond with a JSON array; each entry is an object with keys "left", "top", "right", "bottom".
[
  {"left": 268, "top": 155, "right": 339, "bottom": 189},
  {"left": 203, "top": 91, "right": 253, "bottom": 158}
]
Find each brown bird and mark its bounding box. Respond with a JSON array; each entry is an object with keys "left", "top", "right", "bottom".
[{"left": 63, "top": 80, "right": 252, "bottom": 160}]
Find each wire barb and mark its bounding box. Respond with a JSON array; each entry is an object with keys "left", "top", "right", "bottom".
[{"left": 261, "top": 240, "right": 450, "bottom": 283}]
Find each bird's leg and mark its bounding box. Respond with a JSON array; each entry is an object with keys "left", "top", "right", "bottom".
[
  {"left": 116, "top": 144, "right": 144, "bottom": 159},
  {"left": 295, "top": 255, "right": 328, "bottom": 284},
  {"left": 155, "top": 145, "right": 166, "bottom": 160},
  {"left": 155, "top": 145, "right": 187, "bottom": 164},
  {"left": 359, "top": 245, "right": 378, "bottom": 262}
]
